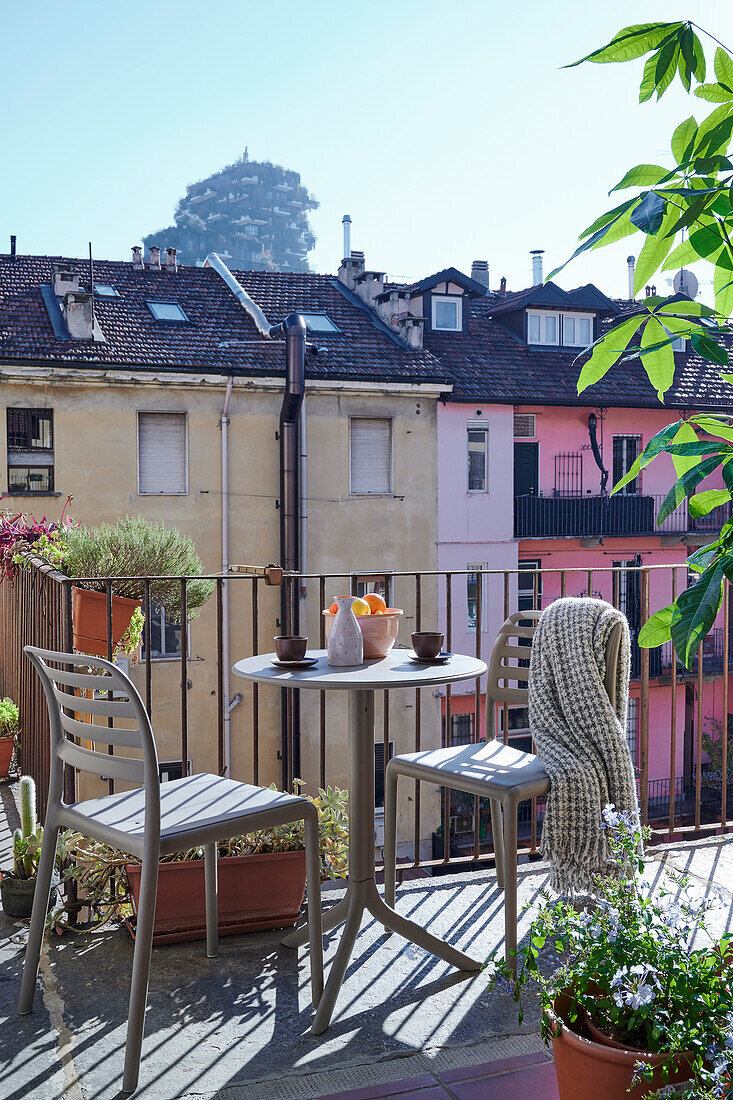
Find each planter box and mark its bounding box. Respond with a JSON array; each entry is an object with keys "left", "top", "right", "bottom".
[
  {"left": 0, "top": 736, "right": 14, "bottom": 778},
  {"left": 126, "top": 850, "right": 307, "bottom": 946},
  {"left": 72, "top": 588, "right": 141, "bottom": 659}
]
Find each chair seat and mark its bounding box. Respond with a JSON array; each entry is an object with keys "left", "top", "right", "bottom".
[
  {"left": 60, "top": 773, "right": 308, "bottom": 858},
  {"left": 391, "top": 739, "right": 550, "bottom": 801}
]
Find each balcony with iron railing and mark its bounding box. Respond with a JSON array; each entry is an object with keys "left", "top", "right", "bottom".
[{"left": 514, "top": 490, "right": 732, "bottom": 540}]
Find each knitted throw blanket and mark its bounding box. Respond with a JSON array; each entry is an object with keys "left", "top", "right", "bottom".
[{"left": 528, "top": 597, "right": 639, "bottom": 894}]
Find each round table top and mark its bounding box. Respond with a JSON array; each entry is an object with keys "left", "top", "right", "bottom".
[{"left": 232, "top": 648, "right": 487, "bottom": 691}]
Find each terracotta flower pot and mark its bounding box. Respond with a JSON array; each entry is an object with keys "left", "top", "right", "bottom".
[
  {"left": 72, "top": 588, "right": 141, "bottom": 659},
  {"left": 550, "top": 993, "right": 693, "bottom": 1100},
  {"left": 125, "top": 849, "right": 307, "bottom": 946},
  {"left": 0, "top": 735, "right": 14, "bottom": 778}
]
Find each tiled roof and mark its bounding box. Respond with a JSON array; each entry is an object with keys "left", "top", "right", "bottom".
[
  {"left": 426, "top": 291, "right": 733, "bottom": 410},
  {"left": 0, "top": 254, "right": 448, "bottom": 387}
]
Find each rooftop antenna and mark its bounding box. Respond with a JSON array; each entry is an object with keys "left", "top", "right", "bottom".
[{"left": 88, "top": 241, "right": 96, "bottom": 325}]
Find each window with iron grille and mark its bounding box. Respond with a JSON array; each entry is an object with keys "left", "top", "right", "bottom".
[
  {"left": 513, "top": 413, "right": 536, "bottom": 438},
  {"left": 442, "top": 712, "right": 474, "bottom": 746},
  {"left": 518, "top": 559, "right": 542, "bottom": 612},
  {"left": 6, "top": 408, "right": 54, "bottom": 494},
  {"left": 613, "top": 435, "right": 641, "bottom": 495},
  {"left": 626, "top": 697, "right": 639, "bottom": 770},
  {"left": 554, "top": 452, "right": 583, "bottom": 496}
]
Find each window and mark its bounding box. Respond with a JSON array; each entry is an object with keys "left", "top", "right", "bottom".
[
  {"left": 467, "top": 563, "right": 488, "bottom": 631},
  {"left": 350, "top": 418, "right": 392, "bottom": 495},
  {"left": 518, "top": 560, "right": 542, "bottom": 613},
  {"left": 137, "top": 412, "right": 188, "bottom": 495},
  {"left": 442, "top": 712, "right": 474, "bottom": 746},
  {"left": 159, "top": 759, "right": 191, "bottom": 782},
  {"left": 431, "top": 296, "right": 462, "bottom": 332},
  {"left": 94, "top": 284, "right": 118, "bottom": 298},
  {"left": 374, "top": 741, "right": 394, "bottom": 808},
  {"left": 300, "top": 313, "right": 340, "bottom": 334},
  {"left": 513, "top": 413, "right": 536, "bottom": 438},
  {"left": 562, "top": 313, "right": 593, "bottom": 347},
  {"left": 146, "top": 300, "right": 189, "bottom": 323},
  {"left": 6, "top": 408, "right": 54, "bottom": 494},
  {"left": 141, "top": 601, "right": 186, "bottom": 660},
  {"left": 613, "top": 435, "right": 641, "bottom": 495},
  {"left": 467, "top": 423, "right": 488, "bottom": 491},
  {"left": 498, "top": 706, "right": 533, "bottom": 754},
  {"left": 527, "top": 311, "right": 559, "bottom": 345},
  {"left": 356, "top": 575, "right": 388, "bottom": 600},
  {"left": 626, "top": 697, "right": 639, "bottom": 770}
]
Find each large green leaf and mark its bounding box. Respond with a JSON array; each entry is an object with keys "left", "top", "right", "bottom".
[
  {"left": 694, "top": 103, "right": 733, "bottom": 155},
  {"left": 638, "top": 604, "right": 674, "bottom": 647},
  {"left": 692, "top": 415, "right": 733, "bottom": 443},
  {"left": 579, "top": 197, "right": 640, "bottom": 238},
  {"left": 566, "top": 23, "right": 682, "bottom": 68},
  {"left": 715, "top": 262, "right": 733, "bottom": 319},
  {"left": 662, "top": 231, "right": 722, "bottom": 269},
  {"left": 663, "top": 191, "right": 716, "bottom": 238},
  {"left": 671, "top": 561, "right": 725, "bottom": 668},
  {"left": 630, "top": 192, "right": 666, "bottom": 235},
  {"left": 639, "top": 315, "right": 675, "bottom": 398},
  {"left": 548, "top": 204, "right": 639, "bottom": 281},
  {"left": 655, "top": 298, "right": 717, "bottom": 317},
  {"left": 657, "top": 454, "right": 728, "bottom": 522},
  {"left": 611, "top": 419, "right": 683, "bottom": 493},
  {"left": 688, "top": 489, "right": 732, "bottom": 517},
  {"left": 634, "top": 210, "right": 678, "bottom": 290},
  {"left": 714, "top": 46, "right": 733, "bottom": 92},
  {"left": 668, "top": 420, "right": 702, "bottom": 479},
  {"left": 664, "top": 441, "right": 728, "bottom": 458},
  {"left": 695, "top": 82, "right": 733, "bottom": 104},
  {"left": 610, "top": 164, "right": 670, "bottom": 192},
  {"left": 576, "top": 315, "right": 644, "bottom": 393},
  {"left": 690, "top": 330, "right": 729, "bottom": 366},
  {"left": 671, "top": 115, "right": 698, "bottom": 162}
]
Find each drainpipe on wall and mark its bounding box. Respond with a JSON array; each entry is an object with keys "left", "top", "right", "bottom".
[{"left": 220, "top": 375, "right": 241, "bottom": 776}]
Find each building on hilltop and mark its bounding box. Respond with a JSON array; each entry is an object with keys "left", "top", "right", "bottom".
[{"left": 141, "top": 151, "right": 318, "bottom": 271}]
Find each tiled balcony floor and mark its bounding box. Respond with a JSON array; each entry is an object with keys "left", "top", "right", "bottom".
[{"left": 0, "top": 781, "right": 731, "bottom": 1100}]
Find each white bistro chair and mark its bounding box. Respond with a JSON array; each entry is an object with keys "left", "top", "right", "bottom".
[
  {"left": 383, "top": 611, "right": 621, "bottom": 971},
  {"left": 19, "top": 646, "right": 324, "bottom": 1095}
]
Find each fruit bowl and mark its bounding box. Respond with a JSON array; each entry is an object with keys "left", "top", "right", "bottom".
[{"left": 323, "top": 608, "right": 403, "bottom": 659}]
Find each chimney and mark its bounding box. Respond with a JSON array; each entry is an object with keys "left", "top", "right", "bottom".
[
  {"left": 342, "top": 214, "right": 352, "bottom": 261},
  {"left": 10, "top": 235, "right": 16, "bottom": 260},
  {"left": 499, "top": 276, "right": 507, "bottom": 295},
  {"left": 61, "top": 291, "right": 94, "bottom": 340},
  {"left": 132, "top": 245, "right": 144, "bottom": 271},
  {"left": 165, "top": 247, "right": 178, "bottom": 273},
  {"left": 337, "top": 248, "right": 365, "bottom": 291},
  {"left": 627, "top": 255, "right": 636, "bottom": 300},
  {"left": 530, "top": 249, "right": 545, "bottom": 286},
  {"left": 148, "top": 246, "right": 161, "bottom": 271},
  {"left": 470, "top": 260, "right": 490, "bottom": 292},
  {"left": 52, "top": 266, "right": 80, "bottom": 297},
  {"left": 354, "top": 269, "right": 385, "bottom": 307}
]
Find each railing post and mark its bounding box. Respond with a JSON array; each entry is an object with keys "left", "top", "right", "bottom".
[{"left": 639, "top": 569, "right": 650, "bottom": 826}]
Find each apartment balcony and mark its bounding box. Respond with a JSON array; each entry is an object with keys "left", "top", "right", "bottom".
[
  {"left": 514, "top": 491, "right": 731, "bottom": 540},
  {"left": 1, "top": 558, "right": 731, "bottom": 1098}
]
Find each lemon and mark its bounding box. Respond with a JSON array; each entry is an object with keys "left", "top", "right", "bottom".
[{"left": 351, "top": 597, "right": 371, "bottom": 616}]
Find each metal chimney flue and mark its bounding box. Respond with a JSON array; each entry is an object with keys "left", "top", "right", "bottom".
[
  {"left": 627, "top": 255, "right": 636, "bottom": 300},
  {"left": 10, "top": 235, "right": 16, "bottom": 260},
  {"left": 342, "top": 214, "right": 352, "bottom": 261},
  {"left": 530, "top": 249, "right": 545, "bottom": 286}
]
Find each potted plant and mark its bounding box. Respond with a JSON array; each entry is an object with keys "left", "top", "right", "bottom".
[
  {"left": 61, "top": 516, "right": 214, "bottom": 659},
  {"left": 0, "top": 697, "right": 20, "bottom": 778},
  {"left": 496, "top": 807, "right": 733, "bottom": 1099},
  {"left": 0, "top": 776, "right": 70, "bottom": 918},
  {"left": 62, "top": 784, "right": 348, "bottom": 945}
]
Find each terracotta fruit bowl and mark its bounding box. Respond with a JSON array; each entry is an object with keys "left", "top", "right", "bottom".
[{"left": 323, "top": 608, "right": 403, "bottom": 659}]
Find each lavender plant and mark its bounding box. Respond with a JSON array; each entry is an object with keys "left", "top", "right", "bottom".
[{"left": 496, "top": 808, "right": 733, "bottom": 1098}]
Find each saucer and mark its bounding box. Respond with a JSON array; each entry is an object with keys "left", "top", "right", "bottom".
[
  {"left": 408, "top": 652, "right": 452, "bottom": 664},
  {"left": 270, "top": 656, "right": 319, "bottom": 669}
]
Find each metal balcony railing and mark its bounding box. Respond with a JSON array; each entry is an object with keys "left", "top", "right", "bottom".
[
  {"left": 0, "top": 558, "right": 730, "bottom": 879},
  {"left": 514, "top": 492, "right": 732, "bottom": 539}
]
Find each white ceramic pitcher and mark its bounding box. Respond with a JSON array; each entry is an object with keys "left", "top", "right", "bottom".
[{"left": 327, "top": 595, "right": 364, "bottom": 666}]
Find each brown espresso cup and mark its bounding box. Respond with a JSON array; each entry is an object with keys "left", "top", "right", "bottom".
[
  {"left": 411, "top": 631, "right": 444, "bottom": 659},
  {"left": 274, "top": 635, "right": 308, "bottom": 661}
]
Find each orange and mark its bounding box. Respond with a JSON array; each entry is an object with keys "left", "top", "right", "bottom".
[
  {"left": 363, "top": 592, "right": 387, "bottom": 615},
  {"left": 328, "top": 602, "right": 338, "bottom": 614}
]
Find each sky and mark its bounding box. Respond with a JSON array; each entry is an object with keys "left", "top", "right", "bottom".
[{"left": 2, "top": 1, "right": 732, "bottom": 299}]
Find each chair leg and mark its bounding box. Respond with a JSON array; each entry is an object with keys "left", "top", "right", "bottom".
[
  {"left": 383, "top": 763, "right": 399, "bottom": 910},
  {"left": 204, "top": 842, "right": 218, "bottom": 959},
  {"left": 490, "top": 798, "right": 505, "bottom": 891},
  {"left": 18, "top": 823, "right": 59, "bottom": 1015},
  {"left": 303, "top": 806, "right": 323, "bottom": 1007},
  {"left": 503, "top": 798, "right": 519, "bottom": 975},
  {"left": 122, "top": 855, "right": 159, "bottom": 1095}
]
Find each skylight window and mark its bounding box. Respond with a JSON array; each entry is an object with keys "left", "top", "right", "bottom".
[
  {"left": 146, "top": 300, "right": 189, "bottom": 323},
  {"left": 301, "top": 313, "right": 340, "bottom": 333},
  {"left": 94, "top": 283, "right": 119, "bottom": 298}
]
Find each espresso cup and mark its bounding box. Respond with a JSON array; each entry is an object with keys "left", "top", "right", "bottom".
[
  {"left": 411, "top": 631, "right": 444, "bottom": 659},
  {"left": 274, "top": 635, "right": 308, "bottom": 661}
]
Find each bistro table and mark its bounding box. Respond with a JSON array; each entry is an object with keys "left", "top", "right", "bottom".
[{"left": 232, "top": 647, "right": 488, "bottom": 1033}]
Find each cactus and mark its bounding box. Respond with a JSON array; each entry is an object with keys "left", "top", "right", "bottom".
[{"left": 12, "top": 776, "right": 43, "bottom": 879}]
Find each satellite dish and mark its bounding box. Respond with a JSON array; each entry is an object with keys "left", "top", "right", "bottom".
[{"left": 673, "top": 268, "right": 699, "bottom": 298}]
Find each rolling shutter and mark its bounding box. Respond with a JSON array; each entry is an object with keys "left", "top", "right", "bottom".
[
  {"left": 350, "top": 418, "right": 392, "bottom": 494},
  {"left": 138, "top": 413, "right": 187, "bottom": 494}
]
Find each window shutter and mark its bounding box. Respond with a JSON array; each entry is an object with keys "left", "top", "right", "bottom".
[
  {"left": 350, "top": 419, "right": 392, "bottom": 494},
  {"left": 138, "top": 413, "right": 187, "bottom": 494}
]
